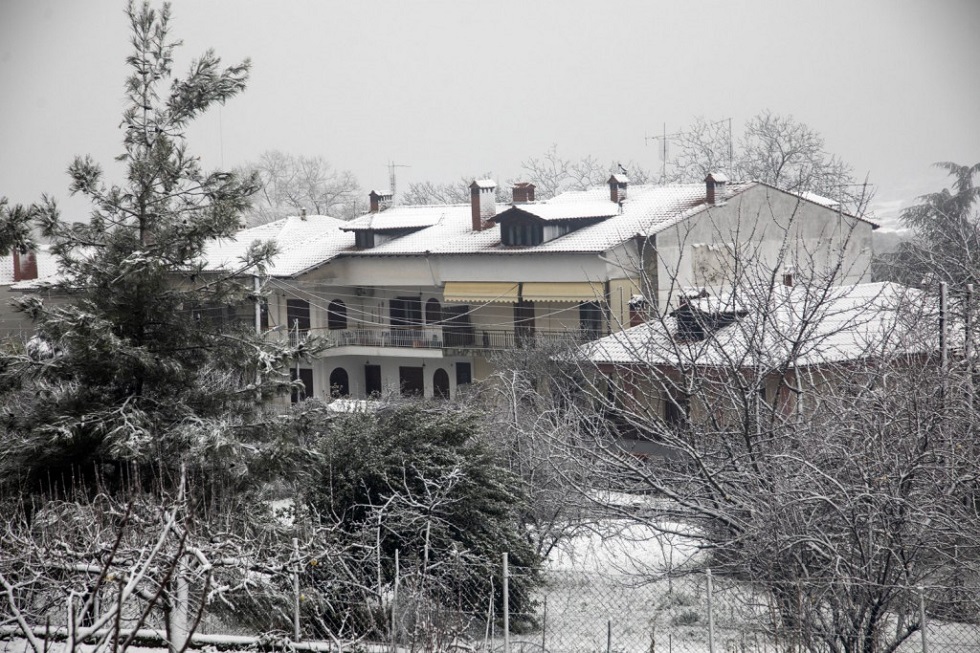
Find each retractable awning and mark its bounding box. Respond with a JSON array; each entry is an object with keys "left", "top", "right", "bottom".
[
  {"left": 521, "top": 282, "right": 606, "bottom": 302},
  {"left": 443, "top": 282, "right": 519, "bottom": 303}
]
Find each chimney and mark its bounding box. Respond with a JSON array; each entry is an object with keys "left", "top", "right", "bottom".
[
  {"left": 705, "top": 172, "right": 729, "bottom": 206},
  {"left": 369, "top": 190, "right": 393, "bottom": 213},
  {"left": 628, "top": 295, "right": 648, "bottom": 328},
  {"left": 782, "top": 267, "right": 795, "bottom": 287},
  {"left": 470, "top": 179, "right": 497, "bottom": 231},
  {"left": 13, "top": 249, "right": 38, "bottom": 282},
  {"left": 608, "top": 174, "right": 628, "bottom": 203},
  {"left": 512, "top": 182, "right": 535, "bottom": 203}
]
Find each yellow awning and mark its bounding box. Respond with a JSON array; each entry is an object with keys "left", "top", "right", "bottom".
[
  {"left": 443, "top": 282, "right": 519, "bottom": 303},
  {"left": 521, "top": 282, "right": 606, "bottom": 302}
]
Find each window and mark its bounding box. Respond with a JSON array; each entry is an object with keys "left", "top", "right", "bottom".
[
  {"left": 579, "top": 301, "right": 603, "bottom": 340},
  {"left": 664, "top": 392, "right": 690, "bottom": 427},
  {"left": 433, "top": 369, "right": 450, "bottom": 399},
  {"left": 327, "top": 300, "right": 347, "bottom": 330},
  {"left": 443, "top": 306, "right": 474, "bottom": 347},
  {"left": 501, "top": 220, "right": 543, "bottom": 246},
  {"left": 365, "top": 364, "right": 382, "bottom": 397},
  {"left": 355, "top": 231, "right": 375, "bottom": 249},
  {"left": 399, "top": 366, "right": 424, "bottom": 397},
  {"left": 259, "top": 298, "right": 269, "bottom": 331},
  {"left": 329, "top": 367, "right": 350, "bottom": 397},
  {"left": 425, "top": 298, "right": 442, "bottom": 325},
  {"left": 390, "top": 297, "right": 422, "bottom": 326},
  {"left": 286, "top": 299, "right": 311, "bottom": 335},
  {"left": 390, "top": 297, "right": 423, "bottom": 347},
  {"left": 290, "top": 368, "right": 314, "bottom": 403}
]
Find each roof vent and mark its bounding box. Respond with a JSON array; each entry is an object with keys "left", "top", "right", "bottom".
[{"left": 705, "top": 172, "right": 728, "bottom": 206}]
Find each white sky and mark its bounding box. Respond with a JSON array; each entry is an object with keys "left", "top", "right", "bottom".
[{"left": 1, "top": 0, "right": 978, "bottom": 229}]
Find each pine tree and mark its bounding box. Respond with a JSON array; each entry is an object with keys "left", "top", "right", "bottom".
[{"left": 0, "top": 1, "right": 304, "bottom": 492}]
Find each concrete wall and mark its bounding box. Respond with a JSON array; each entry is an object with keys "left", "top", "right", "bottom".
[{"left": 654, "top": 187, "right": 874, "bottom": 311}]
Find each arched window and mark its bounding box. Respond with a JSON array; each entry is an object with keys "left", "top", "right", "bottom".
[
  {"left": 433, "top": 368, "right": 450, "bottom": 399},
  {"left": 329, "top": 367, "right": 350, "bottom": 397},
  {"left": 328, "top": 300, "right": 347, "bottom": 330},
  {"left": 425, "top": 298, "right": 442, "bottom": 325}
]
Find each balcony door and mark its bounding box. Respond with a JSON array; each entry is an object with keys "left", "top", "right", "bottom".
[
  {"left": 390, "top": 297, "right": 422, "bottom": 346},
  {"left": 514, "top": 300, "right": 535, "bottom": 346}
]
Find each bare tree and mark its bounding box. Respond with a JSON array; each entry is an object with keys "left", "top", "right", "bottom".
[
  {"left": 512, "top": 203, "right": 980, "bottom": 652},
  {"left": 240, "top": 150, "right": 361, "bottom": 224},
  {"left": 520, "top": 145, "right": 652, "bottom": 200},
  {"left": 401, "top": 174, "right": 508, "bottom": 206},
  {"left": 668, "top": 112, "right": 862, "bottom": 208}
]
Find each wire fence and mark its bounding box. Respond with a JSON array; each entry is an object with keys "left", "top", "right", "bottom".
[{"left": 5, "top": 549, "right": 980, "bottom": 653}]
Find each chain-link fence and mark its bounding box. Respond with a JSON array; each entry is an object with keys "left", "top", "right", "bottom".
[{"left": 4, "top": 547, "right": 980, "bottom": 653}]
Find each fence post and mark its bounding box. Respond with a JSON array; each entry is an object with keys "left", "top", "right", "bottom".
[
  {"left": 292, "top": 538, "right": 301, "bottom": 643},
  {"left": 541, "top": 595, "right": 547, "bottom": 652},
  {"left": 606, "top": 619, "right": 612, "bottom": 653},
  {"left": 706, "top": 569, "right": 715, "bottom": 653},
  {"left": 503, "top": 552, "right": 510, "bottom": 653},
  {"left": 391, "top": 549, "right": 400, "bottom": 653},
  {"left": 919, "top": 588, "right": 929, "bottom": 653}
]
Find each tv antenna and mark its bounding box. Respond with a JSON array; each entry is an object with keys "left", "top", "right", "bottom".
[
  {"left": 645, "top": 117, "right": 732, "bottom": 184},
  {"left": 388, "top": 161, "right": 411, "bottom": 197}
]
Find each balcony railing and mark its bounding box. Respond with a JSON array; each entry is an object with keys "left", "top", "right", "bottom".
[{"left": 306, "top": 326, "right": 601, "bottom": 351}]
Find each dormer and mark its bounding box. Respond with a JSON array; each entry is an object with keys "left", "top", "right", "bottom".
[
  {"left": 492, "top": 193, "right": 618, "bottom": 247},
  {"left": 343, "top": 195, "right": 444, "bottom": 249}
]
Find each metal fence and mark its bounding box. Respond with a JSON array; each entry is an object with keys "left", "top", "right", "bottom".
[{"left": 5, "top": 551, "right": 980, "bottom": 653}]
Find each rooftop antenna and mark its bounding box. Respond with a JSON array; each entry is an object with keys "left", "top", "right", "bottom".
[
  {"left": 645, "top": 117, "right": 732, "bottom": 184},
  {"left": 387, "top": 161, "right": 411, "bottom": 197}
]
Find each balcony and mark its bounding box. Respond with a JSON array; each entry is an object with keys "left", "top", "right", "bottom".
[{"left": 311, "top": 326, "right": 599, "bottom": 352}]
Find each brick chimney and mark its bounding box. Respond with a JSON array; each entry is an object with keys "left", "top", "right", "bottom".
[
  {"left": 13, "top": 249, "right": 38, "bottom": 282},
  {"left": 369, "top": 190, "right": 393, "bottom": 213},
  {"left": 512, "top": 182, "right": 535, "bottom": 203},
  {"left": 470, "top": 179, "right": 497, "bottom": 231},
  {"left": 705, "top": 172, "right": 728, "bottom": 206},
  {"left": 608, "top": 174, "right": 628, "bottom": 203}
]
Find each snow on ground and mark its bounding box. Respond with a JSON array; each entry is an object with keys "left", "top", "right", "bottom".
[{"left": 546, "top": 519, "right": 702, "bottom": 576}]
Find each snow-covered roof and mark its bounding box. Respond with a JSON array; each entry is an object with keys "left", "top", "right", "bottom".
[
  {"left": 342, "top": 205, "right": 451, "bottom": 232},
  {"left": 471, "top": 179, "right": 496, "bottom": 189},
  {"left": 347, "top": 183, "right": 750, "bottom": 256},
  {"left": 583, "top": 282, "right": 938, "bottom": 369},
  {"left": 495, "top": 194, "right": 618, "bottom": 222},
  {"left": 201, "top": 215, "right": 354, "bottom": 278},
  {"left": 795, "top": 190, "right": 840, "bottom": 209}
]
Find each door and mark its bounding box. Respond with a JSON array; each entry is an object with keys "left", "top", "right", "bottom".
[
  {"left": 365, "top": 364, "right": 382, "bottom": 397},
  {"left": 514, "top": 300, "right": 535, "bottom": 346}
]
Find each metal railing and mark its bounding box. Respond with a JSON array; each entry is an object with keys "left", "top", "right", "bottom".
[{"left": 323, "top": 327, "right": 602, "bottom": 351}]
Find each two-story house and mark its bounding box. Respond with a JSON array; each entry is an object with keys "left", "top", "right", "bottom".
[{"left": 201, "top": 173, "right": 876, "bottom": 402}]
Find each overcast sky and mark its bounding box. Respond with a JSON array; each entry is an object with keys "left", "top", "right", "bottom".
[{"left": 1, "top": 0, "right": 978, "bottom": 229}]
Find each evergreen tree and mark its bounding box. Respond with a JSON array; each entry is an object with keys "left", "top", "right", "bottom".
[
  {"left": 296, "top": 403, "right": 542, "bottom": 632},
  {"left": 0, "top": 1, "right": 305, "bottom": 492},
  {"left": 899, "top": 161, "right": 980, "bottom": 289}
]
